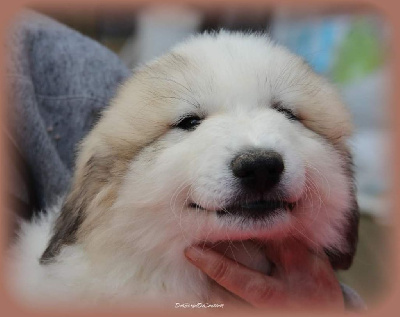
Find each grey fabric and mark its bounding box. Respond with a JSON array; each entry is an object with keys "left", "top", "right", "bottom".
[
  {"left": 341, "top": 283, "right": 367, "bottom": 311},
  {"left": 6, "top": 11, "right": 130, "bottom": 210},
  {"left": 5, "top": 11, "right": 365, "bottom": 310}
]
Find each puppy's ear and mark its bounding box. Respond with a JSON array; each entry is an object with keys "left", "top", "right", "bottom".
[
  {"left": 325, "top": 153, "right": 360, "bottom": 270},
  {"left": 39, "top": 155, "right": 113, "bottom": 264},
  {"left": 325, "top": 202, "right": 359, "bottom": 270}
]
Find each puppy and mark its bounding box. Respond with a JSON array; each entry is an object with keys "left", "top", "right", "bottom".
[{"left": 9, "top": 31, "right": 359, "bottom": 306}]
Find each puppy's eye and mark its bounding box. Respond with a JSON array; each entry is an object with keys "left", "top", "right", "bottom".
[
  {"left": 272, "top": 102, "right": 299, "bottom": 121},
  {"left": 174, "top": 115, "right": 202, "bottom": 131}
]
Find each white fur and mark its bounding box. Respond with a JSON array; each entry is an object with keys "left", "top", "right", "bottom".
[{"left": 8, "top": 32, "right": 355, "bottom": 307}]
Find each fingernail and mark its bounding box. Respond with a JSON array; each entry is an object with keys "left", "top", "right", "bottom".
[{"left": 184, "top": 246, "right": 204, "bottom": 262}]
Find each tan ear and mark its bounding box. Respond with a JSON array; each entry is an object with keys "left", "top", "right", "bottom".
[
  {"left": 325, "top": 153, "right": 359, "bottom": 270},
  {"left": 39, "top": 153, "right": 119, "bottom": 264},
  {"left": 325, "top": 202, "right": 359, "bottom": 270}
]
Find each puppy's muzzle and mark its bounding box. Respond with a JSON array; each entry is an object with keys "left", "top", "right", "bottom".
[
  {"left": 231, "top": 149, "right": 284, "bottom": 193},
  {"left": 190, "top": 149, "right": 293, "bottom": 219}
]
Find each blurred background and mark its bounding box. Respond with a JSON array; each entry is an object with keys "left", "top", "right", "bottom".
[{"left": 30, "top": 2, "right": 391, "bottom": 306}]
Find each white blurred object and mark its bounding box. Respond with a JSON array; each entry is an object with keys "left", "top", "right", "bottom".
[
  {"left": 119, "top": 5, "right": 203, "bottom": 68},
  {"left": 341, "top": 69, "right": 389, "bottom": 130},
  {"left": 350, "top": 130, "right": 390, "bottom": 222},
  {"left": 270, "top": 9, "right": 351, "bottom": 74},
  {"left": 342, "top": 69, "right": 390, "bottom": 221}
]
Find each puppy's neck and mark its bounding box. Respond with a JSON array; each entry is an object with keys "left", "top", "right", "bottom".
[{"left": 78, "top": 226, "right": 211, "bottom": 303}]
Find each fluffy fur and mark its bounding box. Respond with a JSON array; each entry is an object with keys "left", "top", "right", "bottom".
[{"left": 8, "top": 31, "right": 359, "bottom": 307}]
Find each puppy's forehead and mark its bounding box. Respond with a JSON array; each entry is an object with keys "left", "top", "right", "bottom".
[
  {"left": 157, "top": 33, "right": 352, "bottom": 144},
  {"left": 121, "top": 32, "right": 352, "bottom": 146},
  {"left": 144, "top": 33, "right": 335, "bottom": 121},
  {"left": 169, "top": 34, "right": 304, "bottom": 112}
]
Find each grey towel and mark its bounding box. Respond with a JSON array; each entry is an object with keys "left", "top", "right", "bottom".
[{"left": 6, "top": 11, "right": 130, "bottom": 211}]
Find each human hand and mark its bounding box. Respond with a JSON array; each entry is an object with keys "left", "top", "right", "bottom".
[{"left": 184, "top": 238, "right": 344, "bottom": 310}]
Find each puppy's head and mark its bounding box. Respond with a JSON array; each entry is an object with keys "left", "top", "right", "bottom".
[{"left": 41, "top": 32, "right": 358, "bottom": 270}]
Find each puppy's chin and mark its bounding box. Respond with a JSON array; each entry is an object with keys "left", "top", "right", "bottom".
[
  {"left": 192, "top": 202, "right": 292, "bottom": 274},
  {"left": 185, "top": 201, "right": 297, "bottom": 273},
  {"left": 199, "top": 240, "right": 272, "bottom": 275}
]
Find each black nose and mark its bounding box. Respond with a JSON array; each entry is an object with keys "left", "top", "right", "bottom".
[{"left": 231, "top": 149, "right": 284, "bottom": 192}]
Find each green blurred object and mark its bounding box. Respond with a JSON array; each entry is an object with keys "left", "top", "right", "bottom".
[{"left": 332, "top": 18, "right": 384, "bottom": 84}]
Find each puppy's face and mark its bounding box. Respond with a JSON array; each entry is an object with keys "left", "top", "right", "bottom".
[{"left": 41, "top": 33, "right": 358, "bottom": 270}]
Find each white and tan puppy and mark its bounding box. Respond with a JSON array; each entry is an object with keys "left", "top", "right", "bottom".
[{"left": 10, "top": 31, "right": 359, "bottom": 306}]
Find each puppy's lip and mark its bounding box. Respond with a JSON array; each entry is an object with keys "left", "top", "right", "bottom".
[{"left": 189, "top": 200, "right": 296, "bottom": 214}]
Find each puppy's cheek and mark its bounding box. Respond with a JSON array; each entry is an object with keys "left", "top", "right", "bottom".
[
  {"left": 280, "top": 152, "right": 306, "bottom": 201},
  {"left": 290, "top": 144, "right": 354, "bottom": 250},
  {"left": 295, "top": 136, "right": 339, "bottom": 200}
]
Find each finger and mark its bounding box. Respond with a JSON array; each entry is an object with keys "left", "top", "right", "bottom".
[
  {"left": 263, "top": 238, "right": 320, "bottom": 274},
  {"left": 185, "top": 246, "right": 284, "bottom": 307}
]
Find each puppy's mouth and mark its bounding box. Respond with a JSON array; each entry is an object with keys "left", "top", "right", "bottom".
[
  {"left": 189, "top": 199, "right": 296, "bottom": 219},
  {"left": 189, "top": 200, "right": 297, "bottom": 274}
]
